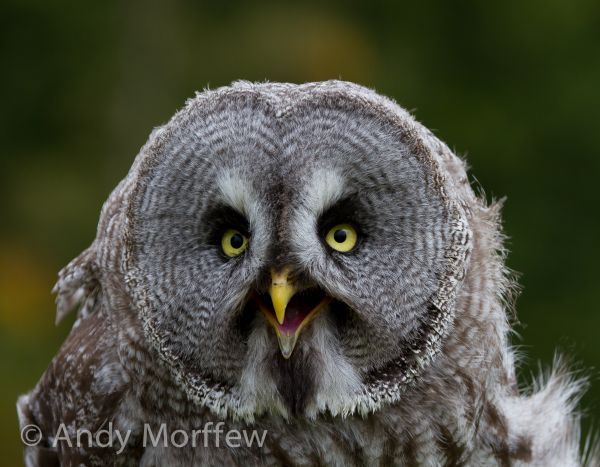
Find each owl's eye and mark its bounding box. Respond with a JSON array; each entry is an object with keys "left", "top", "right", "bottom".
[
  {"left": 325, "top": 224, "right": 357, "bottom": 252},
  {"left": 221, "top": 229, "right": 249, "bottom": 257}
]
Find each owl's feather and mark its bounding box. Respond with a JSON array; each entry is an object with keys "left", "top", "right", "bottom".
[{"left": 18, "top": 81, "right": 596, "bottom": 466}]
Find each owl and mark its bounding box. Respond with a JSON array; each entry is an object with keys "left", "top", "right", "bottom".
[{"left": 17, "top": 81, "right": 596, "bottom": 466}]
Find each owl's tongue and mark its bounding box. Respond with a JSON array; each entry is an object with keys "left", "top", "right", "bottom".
[
  {"left": 256, "top": 288, "right": 330, "bottom": 358},
  {"left": 275, "top": 289, "right": 324, "bottom": 334}
]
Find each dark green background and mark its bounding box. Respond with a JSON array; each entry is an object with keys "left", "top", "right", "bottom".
[{"left": 2, "top": 0, "right": 599, "bottom": 463}]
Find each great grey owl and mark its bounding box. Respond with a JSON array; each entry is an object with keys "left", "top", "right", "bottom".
[{"left": 17, "top": 81, "right": 597, "bottom": 466}]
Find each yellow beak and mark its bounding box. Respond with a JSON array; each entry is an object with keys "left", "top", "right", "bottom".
[{"left": 269, "top": 268, "right": 296, "bottom": 325}]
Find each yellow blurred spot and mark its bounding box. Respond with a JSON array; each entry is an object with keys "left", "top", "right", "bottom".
[
  {"left": 228, "top": 4, "right": 379, "bottom": 83},
  {"left": 0, "top": 244, "right": 55, "bottom": 334}
]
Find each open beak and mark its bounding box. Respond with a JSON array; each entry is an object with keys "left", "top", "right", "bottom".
[{"left": 256, "top": 268, "right": 331, "bottom": 359}]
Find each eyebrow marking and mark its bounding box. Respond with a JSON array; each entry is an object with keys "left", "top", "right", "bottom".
[
  {"left": 302, "top": 169, "right": 349, "bottom": 216},
  {"left": 214, "top": 170, "right": 271, "bottom": 269},
  {"left": 288, "top": 169, "right": 354, "bottom": 266},
  {"left": 216, "top": 171, "right": 255, "bottom": 217}
]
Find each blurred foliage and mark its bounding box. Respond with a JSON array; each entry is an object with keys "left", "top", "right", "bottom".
[{"left": 1, "top": 0, "right": 599, "bottom": 463}]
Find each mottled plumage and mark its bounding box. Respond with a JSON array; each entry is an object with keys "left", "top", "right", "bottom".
[{"left": 18, "top": 81, "right": 597, "bottom": 466}]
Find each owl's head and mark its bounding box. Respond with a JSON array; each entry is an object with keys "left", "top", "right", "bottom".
[{"left": 90, "top": 81, "right": 473, "bottom": 420}]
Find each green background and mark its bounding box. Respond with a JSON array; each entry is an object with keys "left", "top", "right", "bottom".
[{"left": 2, "top": 0, "right": 599, "bottom": 463}]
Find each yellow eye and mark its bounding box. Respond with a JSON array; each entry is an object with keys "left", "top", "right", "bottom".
[
  {"left": 325, "top": 224, "right": 357, "bottom": 252},
  {"left": 221, "top": 229, "right": 249, "bottom": 257}
]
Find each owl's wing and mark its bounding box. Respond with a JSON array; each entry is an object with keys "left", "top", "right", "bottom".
[
  {"left": 53, "top": 245, "right": 100, "bottom": 324},
  {"left": 17, "top": 311, "right": 139, "bottom": 466}
]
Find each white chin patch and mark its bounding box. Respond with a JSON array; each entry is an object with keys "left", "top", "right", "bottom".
[
  {"left": 236, "top": 324, "right": 289, "bottom": 421},
  {"left": 304, "top": 313, "right": 362, "bottom": 419},
  {"left": 235, "top": 309, "right": 362, "bottom": 421}
]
